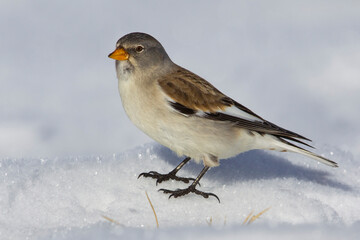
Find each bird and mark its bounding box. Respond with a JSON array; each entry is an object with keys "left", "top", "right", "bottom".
[{"left": 108, "top": 32, "right": 338, "bottom": 202}]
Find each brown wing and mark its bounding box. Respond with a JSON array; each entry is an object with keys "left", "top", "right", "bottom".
[
  {"left": 158, "top": 66, "right": 263, "bottom": 117},
  {"left": 158, "top": 66, "right": 311, "bottom": 143},
  {"left": 158, "top": 66, "right": 228, "bottom": 112}
]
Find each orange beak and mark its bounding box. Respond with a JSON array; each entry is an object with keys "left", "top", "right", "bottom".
[{"left": 108, "top": 47, "right": 129, "bottom": 61}]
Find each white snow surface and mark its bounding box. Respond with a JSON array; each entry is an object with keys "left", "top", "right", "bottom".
[
  {"left": 1, "top": 0, "right": 360, "bottom": 239},
  {"left": 1, "top": 143, "right": 359, "bottom": 239}
]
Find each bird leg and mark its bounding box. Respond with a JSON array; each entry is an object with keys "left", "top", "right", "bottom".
[
  {"left": 138, "top": 157, "right": 195, "bottom": 185},
  {"left": 159, "top": 166, "right": 220, "bottom": 203}
]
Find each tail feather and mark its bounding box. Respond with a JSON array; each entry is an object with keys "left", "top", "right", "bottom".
[
  {"left": 295, "top": 147, "right": 338, "bottom": 167},
  {"left": 274, "top": 138, "right": 338, "bottom": 167}
]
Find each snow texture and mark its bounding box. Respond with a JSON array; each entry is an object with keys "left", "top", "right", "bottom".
[
  {"left": 1, "top": 0, "right": 360, "bottom": 239},
  {"left": 1, "top": 143, "right": 359, "bottom": 239}
]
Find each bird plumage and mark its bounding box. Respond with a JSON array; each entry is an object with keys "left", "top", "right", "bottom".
[{"left": 109, "top": 32, "right": 337, "bottom": 201}]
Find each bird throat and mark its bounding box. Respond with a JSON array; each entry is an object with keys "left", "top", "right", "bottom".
[{"left": 116, "top": 60, "right": 134, "bottom": 81}]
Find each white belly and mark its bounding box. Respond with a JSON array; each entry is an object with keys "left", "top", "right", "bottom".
[{"left": 116, "top": 65, "right": 268, "bottom": 165}]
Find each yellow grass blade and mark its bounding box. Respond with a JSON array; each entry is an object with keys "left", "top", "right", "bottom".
[
  {"left": 102, "top": 215, "right": 124, "bottom": 226},
  {"left": 206, "top": 216, "right": 213, "bottom": 226},
  {"left": 146, "top": 191, "right": 159, "bottom": 228},
  {"left": 248, "top": 207, "right": 271, "bottom": 224},
  {"left": 242, "top": 211, "right": 254, "bottom": 225}
]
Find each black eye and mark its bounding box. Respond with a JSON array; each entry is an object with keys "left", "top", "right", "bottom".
[{"left": 135, "top": 45, "right": 144, "bottom": 53}]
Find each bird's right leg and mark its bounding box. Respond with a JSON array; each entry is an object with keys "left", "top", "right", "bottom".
[
  {"left": 159, "top": 166, "right": 220, "bottom": 202},
  {"left": 138, "top": 157, "right": 195, "bottom": 185}
]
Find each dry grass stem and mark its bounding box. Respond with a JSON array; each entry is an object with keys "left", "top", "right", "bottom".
[
  {"left": 243, "top": 208, "right": 271, "bottom": 225},
  {"left": 242, "top": 211, "right": 254, "bottom": 225},
  {"left": 206, "top": 217, "right": 213, "bottom": 226},
  {"left": 145, "top": 191, "right": 159, "bottom": 228},
  {"left": 102, "top": 215, "right": 124, "bottom": 227},
  {"left": 248, "top": 207, "right": 270, "bottom": 224}
]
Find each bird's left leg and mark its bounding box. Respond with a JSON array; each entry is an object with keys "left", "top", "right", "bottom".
[
  {"left": 159, "top": 166, "right": 220, "bottom": 203},
  {"left": 138, "top": 157, "right": 195, "bottom": 185}
]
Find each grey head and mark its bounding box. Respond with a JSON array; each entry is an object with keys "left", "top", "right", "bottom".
[{"left": 109, "top": 32, "right": 173, "bottom": 77}]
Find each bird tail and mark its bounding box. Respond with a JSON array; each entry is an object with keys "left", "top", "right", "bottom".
[{"left": 272, "top": 138, "right": 338, "bottom": 167}]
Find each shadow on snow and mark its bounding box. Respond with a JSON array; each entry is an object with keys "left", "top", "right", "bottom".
[{"left": 150, "top": 143, "right": 352, "bottom": 192}]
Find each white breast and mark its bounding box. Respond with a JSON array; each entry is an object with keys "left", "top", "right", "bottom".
[
  {"left": 116, "top": 61, "right": 167, "bottom": 142},
  {"left": 115, "top": 61, "right": 269, "bottom": 166}
]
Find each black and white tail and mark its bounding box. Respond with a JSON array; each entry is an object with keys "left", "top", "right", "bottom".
[{"left": 272, "top": 137, "right": 338, "bottom": 167}]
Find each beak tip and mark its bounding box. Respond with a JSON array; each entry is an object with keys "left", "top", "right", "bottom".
[{"left": 108, "top": 48, "right": 129, "bottom": 61}]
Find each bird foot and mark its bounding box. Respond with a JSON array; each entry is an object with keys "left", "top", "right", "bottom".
[
  {"left": 159, "top": 185, "right": 220, "bottom": 203},
  {"left": 138, "top": 171, "right": 195, "bottom": 185}
]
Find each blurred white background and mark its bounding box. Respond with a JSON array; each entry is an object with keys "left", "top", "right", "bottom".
[{"left": 1, "top": 0, "right": 359, "bottom": 158}]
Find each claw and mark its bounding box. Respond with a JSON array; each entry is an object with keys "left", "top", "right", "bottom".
[
  {"left": 159, "top": 186, "right": 220, "bottom": 203},
  {"left": 138, "top": 170, "right": 196, "bottom": 185}
]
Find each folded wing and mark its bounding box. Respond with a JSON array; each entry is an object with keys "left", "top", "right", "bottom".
[{"left": 158, "top": 66, "right": 311, "bottom": 145}]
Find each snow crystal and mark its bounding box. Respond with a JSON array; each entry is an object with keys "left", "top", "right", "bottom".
[{"left": 1, "top": 143, "right": 359, "bottom": 239}]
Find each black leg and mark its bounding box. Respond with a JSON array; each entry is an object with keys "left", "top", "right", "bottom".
[
  {"left": 138, "top": 157, "right": 195, "bottom": 185},
  {"left": 159, "top": 166, "right": 220, "bottom": 203}
]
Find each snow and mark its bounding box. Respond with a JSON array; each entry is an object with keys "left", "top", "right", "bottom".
[
  {"left": 1, "top": 144, "right": 360, "bottom": 239},
  {"left": 1, "top": 0, "right": 360, "bottom": 239}
]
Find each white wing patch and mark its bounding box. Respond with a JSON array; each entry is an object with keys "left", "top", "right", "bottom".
[
  {"left": 196, "top": 105, "right": 263, "bottom": 122},
  {"left": 222, "top": 105, "right": 263, "bottom": 122},
  {"left": 164, "top": 92, "right": 263, "bottom": 123}
]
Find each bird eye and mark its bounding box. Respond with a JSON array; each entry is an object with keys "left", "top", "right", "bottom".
[{"left": 135, "top": 45, "right": 144, "bottom": 53}]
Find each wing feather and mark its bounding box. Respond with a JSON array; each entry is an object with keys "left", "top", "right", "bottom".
[{"left": 158, "top": 66, "right": 310, "bottom": 143}]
